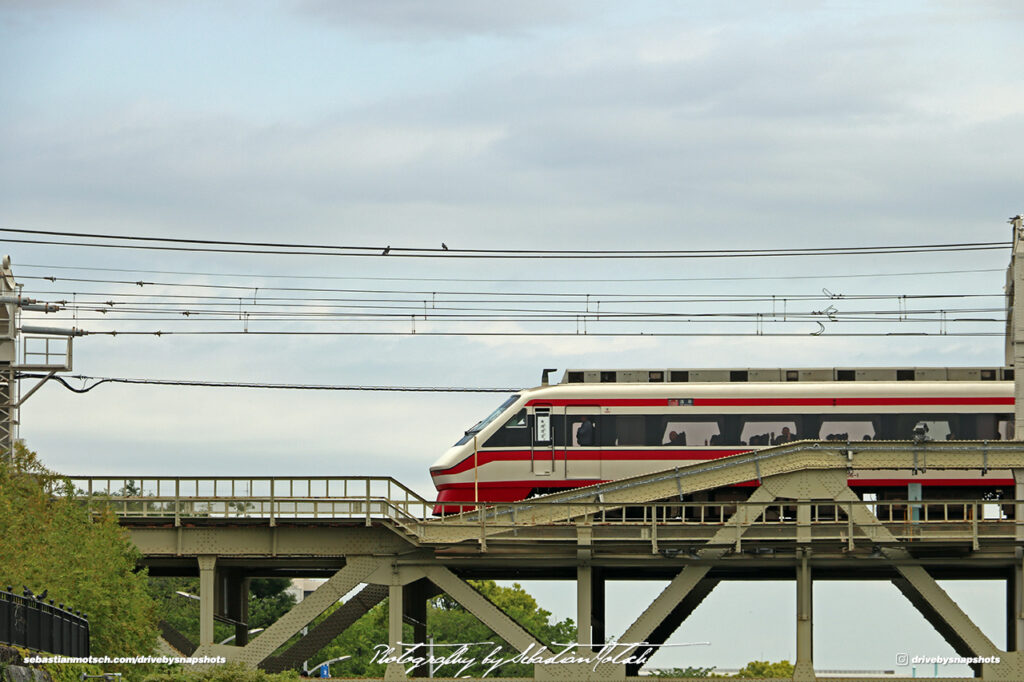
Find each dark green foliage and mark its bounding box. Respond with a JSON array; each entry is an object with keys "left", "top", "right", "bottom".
[
  {"left": 0, "top": 442, "right": 159, "bottom": 659},
  {"left": 733, "top": 659, "right": 796, "bottom": 677},
  {"left": 250, "top": 579, "right": 291, "bottom": 600}
]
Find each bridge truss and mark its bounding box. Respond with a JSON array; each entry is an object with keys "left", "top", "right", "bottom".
[{"left": 74, "top": 440, "right": 1024, "bottom": 681}]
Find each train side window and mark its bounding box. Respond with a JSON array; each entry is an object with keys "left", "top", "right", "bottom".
[
  {"left": 661, "top": 420, "right": 722, "bottom": 446},
  {"left": 504, "top": 409, "right": 527, "bottom": 429},
  {"left": 484, "top": 409, "right": 529, "bottom": 447},
  {"left": 740, "top": 419, "right": 798, "bottom": 446},
  {"left": 960, "top": 414, "right": 1001, "bottom": 440},
  {"left": 819, "top": 419, "right": 876, "bottom": 441},
  {"left": 998, "top": 418, "right": 1012, "bottom": 440},
  {"left": 568, "top": 416, "right": 599, "bottom": 447},
  {"left": 614, "top": 415, "right": 645, "bottom": 446},
  {"left": 887, "top": 414, "right": 956, "bottom": 440}
]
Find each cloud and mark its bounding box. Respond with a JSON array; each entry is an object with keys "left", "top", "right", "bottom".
[
  {"left": 291, "top": 0, "right": 593, "bottom": 39},
  {"left": 5, "top": 7, "right": 1020, "bottom": 256}
]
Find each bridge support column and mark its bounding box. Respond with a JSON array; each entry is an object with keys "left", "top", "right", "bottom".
[
  {"left": 794, "top": 550, "right": 815, "bottom": 682},
  {"left": 1010, "top": 551, "right": 1024, "bottom": 653},
  {"left": 402, "top": 578, "right": 435, "bottom": 677},
  {"left": 197, "top": 555, "right": 217, "bottom": 646},
  {"left": 385, "top": 582, "right": 406, "bottom": 680},
  {"left": 592, "top": 566, "right": 605, "bottom": 653},
  {"left": 577, "top": 563, "right": 592, "bottom": 656},
  {"left": 1013, "top": 469, "right": 1024, "bottom": 653},
  {"left": 403, "top": 578, "right": 430, "bottom": 645},
  {"left": 222, "top": 569, "right": 250, "bottom": 646}
]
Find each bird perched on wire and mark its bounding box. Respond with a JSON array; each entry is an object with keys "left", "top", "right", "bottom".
[
  {"left": 382, "top": 246, "right": 391, "bottom": 255},
  {"left": 441, "top": 243, "right": 448, "bottom": 250}
]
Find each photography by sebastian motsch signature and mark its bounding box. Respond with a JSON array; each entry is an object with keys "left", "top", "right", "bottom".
[{"left": 367, "top": 640, "right": 710, "bottom": 677}]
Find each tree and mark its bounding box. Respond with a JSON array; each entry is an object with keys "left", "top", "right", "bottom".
[
  {"left": 734, "top": 659, "right": 796, "bottom": 678},
  {"left": 0, "top": 442, "right": 159, "bottom": 658}
]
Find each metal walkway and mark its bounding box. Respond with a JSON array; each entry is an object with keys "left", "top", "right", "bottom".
[{"left": 74, "top": 439, "right": 1020, "bottom": 544}]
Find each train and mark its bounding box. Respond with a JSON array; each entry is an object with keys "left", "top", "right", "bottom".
[{"left": 429, "top": 366, "right": 1016, "bottom": 512}]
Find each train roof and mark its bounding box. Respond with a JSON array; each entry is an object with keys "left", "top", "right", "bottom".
[{"left": 559, "top": 367, "right": 1012, "bottom": 384}]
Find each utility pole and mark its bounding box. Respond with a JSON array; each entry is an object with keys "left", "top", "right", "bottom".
[
  {"left": 0, "top": 256, "right": 75, "bottom": 461},
  {"left": 1008, "top": 215, "right": 1024, "bottom": 438},
  {"left": 0, "top": 256, "right": 17, "bottom": 460}
]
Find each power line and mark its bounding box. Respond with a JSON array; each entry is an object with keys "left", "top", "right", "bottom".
[
  {"left": 25, "top": 294, "right": 1008, "bottom": 320},
  {"left": 19, "top": 374, "right": 519, "bottom": 393},
  {"left": 0, "top": 228, "right": 1010, "bottom": 259},
  {"left": 36, "top": 330, "right": 1003, "bottom": 337},
  {"left": 14, "top": 260, "right": 1007, "bottom": 280},
  {"left": 29, "top": 304, "right": 1008, "bottom": 319},
  {"left": 19, "top": 282, "right": 1006, "bottom": 302}
]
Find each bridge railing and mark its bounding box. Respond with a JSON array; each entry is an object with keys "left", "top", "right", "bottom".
[
  {"left": 64, "top": 476, "right": 434, "bottom": 530},
  {"left": 66, "top": 476, "right": 428, "bottom": 505},
  {"left": 420, "top": 498, "right": 1017, "bottom": 544}
]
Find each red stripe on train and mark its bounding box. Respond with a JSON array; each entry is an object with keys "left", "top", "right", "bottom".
[{"left": 431, "top": 448, "right": 749, "bottom": 477}]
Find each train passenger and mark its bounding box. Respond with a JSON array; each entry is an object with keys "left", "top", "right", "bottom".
[
  {"left": 773, "top": 426, "right": 796, "bottom": 445},
  {"left": 577, "top": 416, "right": 595, "bottom": 446}
]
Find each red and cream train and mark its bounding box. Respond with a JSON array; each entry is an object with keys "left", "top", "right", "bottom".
[{"left": 429, "top": 367, "right": 1016, "bottom": 510}]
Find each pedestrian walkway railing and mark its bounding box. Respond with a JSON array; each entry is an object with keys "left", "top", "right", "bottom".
[
  {"left": 0, "top": 587, "right": 89, "bottom": 657},
  {"left": 67, "top": 476, "right": 431, "bottom": 530},
  {"left": 62, "top": 474, "right": 1018, "bottom": 547}
]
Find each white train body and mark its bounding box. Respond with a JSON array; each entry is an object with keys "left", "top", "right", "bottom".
[{"left": 429, "top": 367, "right": 1015, "bottom": 511}]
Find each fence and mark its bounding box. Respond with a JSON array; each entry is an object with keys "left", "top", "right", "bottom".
[{"left": 0, "top": 587, "right": 89, "bottom": 657}]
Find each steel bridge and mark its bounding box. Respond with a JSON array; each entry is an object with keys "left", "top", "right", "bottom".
[{"left": 70, "top": 439, "right": 1024, "bottom": 681}]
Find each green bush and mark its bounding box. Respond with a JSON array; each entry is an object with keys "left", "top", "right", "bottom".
[{"left": 0, "top": 442, "right": 159, "bottom": 662}]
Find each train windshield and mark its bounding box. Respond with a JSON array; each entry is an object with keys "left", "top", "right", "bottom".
[{"left": 455, "top": 394, "right": 519, "bottom": 445}]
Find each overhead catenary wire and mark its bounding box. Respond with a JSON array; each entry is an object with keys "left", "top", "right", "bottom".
[
  {"left": 14, "top": 260, "right": 1007, "bottom": 280},
  {"left": 17, "top": 288, "right": 1006, "bottom": 335},
  {"left": 0, "top": 228, "right": 1010, "bottom": 258},
  {"left": 27, "top": 294, "right": 1008, "bottom": 313},
  {"left": 23, "top": 330, "right": 1002, "bottom": 337},
  {"left": 18, "top": 280, "right": 1007, "bottom": 301},
  {"left": 21, "top": 294, "right": 1008, "bottom": 323},
  {"left": 24, "top": 305, "right": 1008, "bottom": 320},
  {"left": 8, "top": 236, "right": 1009, "bottom": 339}
]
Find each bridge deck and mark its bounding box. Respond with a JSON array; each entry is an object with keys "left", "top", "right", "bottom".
[{"left": 64, "top": 441, "right": 1024, "bottom": 680}]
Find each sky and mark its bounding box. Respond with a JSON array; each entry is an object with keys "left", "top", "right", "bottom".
[{"left": 2, "top": 0, "right": 1023, "bottom": 675}]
